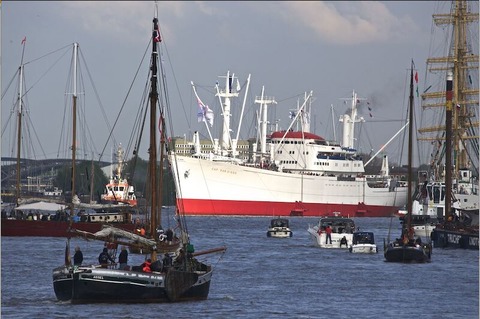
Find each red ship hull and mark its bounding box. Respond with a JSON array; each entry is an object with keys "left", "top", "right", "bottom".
[
  {"left": 1, "top": 219, "right": 136, "bottom": 237},
  {"left": 177, "top": 199, "right": 400, "bottom": 217}
]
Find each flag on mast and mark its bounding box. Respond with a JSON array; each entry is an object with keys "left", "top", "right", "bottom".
[{"left": 196, "top": 98, "right": 214, "bottom": 127}]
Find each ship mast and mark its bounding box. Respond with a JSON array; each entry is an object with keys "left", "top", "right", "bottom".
[
  {"left": 254, "top": 86, "right": 276, "bottom": 159},
  {"left": 15, "top": 64, "right": 24, "bottom": 206},
  {"left": 445, "top": 71, "right": 454, "bottom": 219},
  {"left": 15, "top": 39, "right": 28, "bottom": 206},
  {"left": 71, "top": 43, "right": 78, "bottom": 212},
  {"left": 419, "top": 1, "right": 479, "bottom": 179},
  {"left": 215, "top": 71, "right": 239, "bottom": 156},
  {"left": 339, "top": 90, "right": 365, "bottom": 150},
  {"left": 407, "top": 61, "right": 415, "bottom": 234},
  {"left": 149, "top": 16, "right": 160, "bottom": 260}
]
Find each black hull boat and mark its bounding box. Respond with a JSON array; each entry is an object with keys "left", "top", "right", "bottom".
[
  {"left": 383, "top": 60, "right": 432, "bottom": 263},
  {"left": 384, "top": 241, "right": 432, "bottom": 263},
  {"left": 431, "top": 228, "right": 479, "bottom": 250},
  {"left": 52, "top": 7, "right": 226, "bottom": 304},
  {"left": 419, "top": 1, "right": 479, "bottom": 250},
  {"left": 431, "top": 208, "right": 479, "bottom": 250},
  {"left": 53, "top": 266, "right": 74, "bottom": 301},
  {"left": 53, "top": 265, "right": 211, "bottom": 303}
]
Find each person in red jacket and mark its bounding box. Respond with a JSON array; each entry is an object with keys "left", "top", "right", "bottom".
[
  {"left": 142, "top": 259, "right": 152, "bottom": 272},
  {"left": 325, "top": 225, "right": 333, "bottom": 245}
]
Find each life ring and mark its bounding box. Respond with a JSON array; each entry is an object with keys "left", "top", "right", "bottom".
[{"left": 159, "top": 234, "right": 167, "bottom": 241}]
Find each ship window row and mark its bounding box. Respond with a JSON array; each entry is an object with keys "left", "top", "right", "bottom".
[
  {"left": 272, "top": 140, "right": 307, "bottom": 144},
  {"left": 280, "top": 160, "right": 298, "bottom": 165},
  {"left": 108, "top": 186, "right": 125, "bottom": 191},
  {"left": 176, "top": 143, "right": 249, "bottom": 149},
  {"left": 315, "top": 162, "right": 330, "bottom": 166}
]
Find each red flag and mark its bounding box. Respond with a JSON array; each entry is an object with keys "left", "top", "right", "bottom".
[
  {"left": 21, "top": 36, "right": 26, "bottom": 45},
  {"left": 414, "top": 72, "right": 418, "bottom": 83}
]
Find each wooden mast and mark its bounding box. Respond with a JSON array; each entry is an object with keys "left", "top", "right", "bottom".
[
  {"left": 15, "top": 64, "right": 24, "bottom": 206},
  {"left": 71, "top": 43, "right": 78, "bottom": 220},
  {"left": 406, "top": 60, "right": 415, "bottom": 236},
  {"left": 15, "top": 40, "right": 28, "bottom": 206},
  {"left": 149, "top": 16, "right": 160, "bottom": 261},
  {"left": 445, "top": 70, "right": 453, "bottom": 219}
]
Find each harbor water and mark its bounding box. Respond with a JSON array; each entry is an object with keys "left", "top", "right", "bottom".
[{"left": 1, "top": 216, "right": 478, "bottom": 318}]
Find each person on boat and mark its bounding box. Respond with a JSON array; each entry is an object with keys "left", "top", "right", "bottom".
[
  {"left": 98, "top": 247, "right": 115, "bottom": 268},
  {"left": 142, "top": 259, "right": 152, "bottom": 272},
  {"left": 402, "top": 233, "right": 410, "bottom": 246},
  {"left": 325, "top": 225, "right": 332, "bottom": 244},
  {"left": 165, "top": 228, "right": 174, "bottom": 244},
  {"left": 137, "top": 226, "right": 146, "bottom": 236},
  {"left": 340, "top": 236, "right": 348, "bottom": 248},
  {"left": 73, "top": 246, "right": 83, "bottom": 266},
  {"left": 118, "top": 246, "right": 128, "bottom": 270}
]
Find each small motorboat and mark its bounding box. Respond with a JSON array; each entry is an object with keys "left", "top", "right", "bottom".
[
  {"left": 267, "top": 218, "right": 293, "bottom": 238},
  {"left": 349, "top": 231, "right": 378, "bottom": 253},
  {"left": 307, "top": 217, "right": 355, "bottom": 248}
]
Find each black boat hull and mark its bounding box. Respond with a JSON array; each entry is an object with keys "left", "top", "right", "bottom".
[
  {"left": 431, "top": 228, "right": 479, "bottom": 250},
  {"left": 52, "top": 266, "right": 74, "bottom": 301},
  {"left": 384, "top": 244, "right": 432, "bottom": 263},
  {"left": 53, "top": 266, "right": 212, "bottom": 303}
]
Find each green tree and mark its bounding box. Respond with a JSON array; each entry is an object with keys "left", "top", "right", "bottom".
[
  {"left": 124, "top": 156, "right": 175, "bottom": 206},
  {"left": 55, "top": 160, "right": 109, "bottom": 201}
]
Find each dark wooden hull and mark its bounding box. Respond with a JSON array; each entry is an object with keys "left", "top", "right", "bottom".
[
  {"left": 431, "top": 228, "right": 479, "bottom": 250},
  {"left": 53, "top": 266, "right": 211, "bottom": 303},
  {"left": 52, "top": 266, "right": 74, "bottom": 301},
  {"left": 384, "top": 243, "right": 432, "bottom": 263},
  {"left": 1, "top": 219, "right": 136, "bottom": 237}
]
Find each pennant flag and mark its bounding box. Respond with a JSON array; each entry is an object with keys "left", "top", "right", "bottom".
[
  {"left": 236, "top": 79, "right": 241, "bottom": 91},
  {"left": 21, "top": 36, "right": 26, "bottom": 45},
  {"left": 368, "top": 107, "right": 372, "bottom": 111},
  {"left": 414, "top": 71, "right": 418, "bottom": 83},
  {"left": 416, "top": 86, "right": 419, "bottom": 97},
  {"left": 158, "top": 116, "right": 164, "bottom": 137},
  {"left": 153, "top": 29, "right": 161, "bottom": 43}
]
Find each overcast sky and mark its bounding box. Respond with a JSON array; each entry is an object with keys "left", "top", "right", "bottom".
[{"left": 2, "top": 1, "right": 452, "bottom": 166}]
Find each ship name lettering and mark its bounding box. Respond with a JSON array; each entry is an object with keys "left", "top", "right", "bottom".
[
  {"left": 447, "top": 233, "right": 461, "bottom": 244},
  {"left": 212, "top": 167, "right": 236, "bottom": 175}
]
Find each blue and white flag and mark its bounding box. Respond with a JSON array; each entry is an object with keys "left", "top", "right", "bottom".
[{"left": 197, "top": 98, "right": 214, "bottom": 127}]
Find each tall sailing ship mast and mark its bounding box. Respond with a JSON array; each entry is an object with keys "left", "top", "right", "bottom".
[{"left": 417, "top": 1, "right": 479, "bottom": 216}]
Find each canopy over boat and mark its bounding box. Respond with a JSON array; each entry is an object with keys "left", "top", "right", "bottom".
[{"left": 14, "top": 201, "right": 66, "bottom": 211}]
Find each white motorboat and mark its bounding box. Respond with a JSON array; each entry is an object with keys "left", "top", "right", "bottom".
[
  {"left": 307, "top": 217, "right": 355, "bottom": 248},
  {"left": 266, "top": 218, "right": 292, "bottom": 238},
  {"left": 349, "top": 231, "right": 378, "bottom": 253}
]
